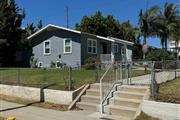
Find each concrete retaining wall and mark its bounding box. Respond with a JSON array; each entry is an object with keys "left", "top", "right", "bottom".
[
  {"left": 142, "top": 100, "right": 180, "bottom": 120},
  {"left": 0, "top": 84, "right": 74, "bottom": 105}
]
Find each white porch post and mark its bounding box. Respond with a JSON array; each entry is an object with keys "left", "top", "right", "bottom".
[{"left": 111, "top": 42, "right": 115, "bottom": 63}]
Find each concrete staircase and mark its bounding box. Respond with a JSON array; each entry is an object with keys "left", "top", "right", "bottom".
[
  {"left": 76, "top": 83, "right": 149, "bottom": 120},
  {"left": 76, "top": 83, "right": 100, "bottom": 111},
  {"left": 104, "top": 85, "right": 149, "bottom": 120}
]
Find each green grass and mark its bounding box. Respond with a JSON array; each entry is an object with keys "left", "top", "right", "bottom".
[
  {"left": 0, "top": 68, "right": 149, "bottom": 90},
  {"left": 155, "top": 77, "right": 180, "bottom": 103},
  {"left": 0, "top": 68, "right": 104, "bottom": 90}
]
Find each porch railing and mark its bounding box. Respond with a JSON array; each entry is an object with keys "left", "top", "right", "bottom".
[{"left": 100, "top": 54, "right": 112, "bottom": 63}]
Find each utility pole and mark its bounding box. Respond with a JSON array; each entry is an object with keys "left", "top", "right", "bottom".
[{"left": 65, "top": 6, "right": 69, "bottom": 28}]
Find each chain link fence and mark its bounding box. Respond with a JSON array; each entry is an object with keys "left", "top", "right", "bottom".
[
  {"left": 151, "top": 60, "right": 180, "bottom": 98},
  {"left": 0, "top": 63, "right": 105, "bottom": 91}
]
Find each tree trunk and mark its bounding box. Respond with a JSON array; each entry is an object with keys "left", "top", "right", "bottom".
[{"left": 165, "top": 37, "right": 168, "bottom": 50}]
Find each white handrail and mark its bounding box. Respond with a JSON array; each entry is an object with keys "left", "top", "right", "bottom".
[{"left": 100, "top": 62, "right": 113, "bottom": 114}]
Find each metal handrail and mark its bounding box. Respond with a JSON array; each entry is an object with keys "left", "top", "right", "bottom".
[{"left": 99, "top": 62, "right": 114, "bottom": 114}]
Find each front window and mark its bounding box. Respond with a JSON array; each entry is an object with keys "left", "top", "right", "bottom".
[
  {"left": 64, "top": 38, "right": 72, "bottom": 53},
  {"left": 121, "top": 47, "right": 126, "bottom": 55},
  {"left": 44, "top": 40, "right": 51, "bottom": 55},
  {"left": 87, "top": 38, "right": 97, "bottom": 54}
]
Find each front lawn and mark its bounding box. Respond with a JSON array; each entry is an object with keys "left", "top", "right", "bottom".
[
  {"left": 0, "top": 68, "right": 103, "bottom": 90},
  {"left": 0, "top": 68, "right": 149, "bottom": 90},
  {"left": 155, "top": 77, "right": 180, "bottom": 103}
]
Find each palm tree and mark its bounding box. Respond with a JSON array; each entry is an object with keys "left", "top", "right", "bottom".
[
  {"left": 139, "top": 6, "right": 160, "bottom": 58},
  {"left": 157, "top": 2, "right": 180, "bottom": 50},
  {"left": 120, "top": 20, "right": 140, "bottom": 43}
]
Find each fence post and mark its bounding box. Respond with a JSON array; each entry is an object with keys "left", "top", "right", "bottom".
[
  {"left": 115, "top": 62, "right": 118, "bottom": 81},
  {"left": 120, "top": 63, "right": 123, "bottom": 83},
  {"left": 175, "top": 60, "right": 177, "bottom": 79},
  {"left": 151, "top": 61, "right": 155, "bottom": 99},
  {"left": 17, "top": 68, "right": 20, "bottom": 86},
  {"left": 95, "top": 63, "right": 99, "bottom": 83},
  {"left": 68, "top": 67, "right": 72, "bottom": 91}
]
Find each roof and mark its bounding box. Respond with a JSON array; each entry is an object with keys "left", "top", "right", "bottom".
[
  {"left": 108, "top": 37, "right": 134, "bottom": 45},
  {"left": 27, "top": 24, "right": 134, "bottom": 45}
]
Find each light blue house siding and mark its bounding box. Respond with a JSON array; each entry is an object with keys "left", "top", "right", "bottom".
[
  {"left": 29, "top": 24, "right": 134, "bottom": 68},
  {"left": 31, "top": 29, "right": 81, "bottom": 67}
]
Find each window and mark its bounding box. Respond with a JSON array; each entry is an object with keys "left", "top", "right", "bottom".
[
  {"left": 121, "top": 47, "right": 126, "bottom": 55},
  {"left": 87, "top": 38, "right": 97, "bottom": 54},
  {"left": 64, "top": 38, "right": 72, "bottom": 53},
  {"left": 44, "top": 40, "right": 51, "bottom": 55},
  {"left": 114, "top": 44, "right": 118, "bottom": 53},
  {"left": 38, "top": 61, "right": 43, "bottom": 68}
]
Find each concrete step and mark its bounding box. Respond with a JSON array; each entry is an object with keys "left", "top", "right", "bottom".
[
  {"left": 105, "top": 105, "right": 136, "bottom": 118},
  {"left": 76, "top": 102, "right": 99, "bottom": 111},
  {"left": 102, "top": 114, "right": 133, "bottom": 120},
  {"left": 109, "top": 97, "right": 141, "bottom": 108},
  {"left": 90, "top": 83, "right": 109, "bottom": 90},
  {"left": 86, "top": 89, "right": 100, "bottom": 96},
  {"left": 118, "top": 85, "right": 148, "bottom": 94},
  {"left": 114, "top": 91, "right": 144, "bottom": 100},
  {"left": 81, "top": 95, "right": 100, "bottom": 104},
  {"left": 90, "top": 83, "right": 100, "bottom": 89}
]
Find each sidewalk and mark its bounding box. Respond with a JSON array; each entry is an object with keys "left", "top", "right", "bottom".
[{"left": 0, "top": 101, "right": 100, "bottom": 120}]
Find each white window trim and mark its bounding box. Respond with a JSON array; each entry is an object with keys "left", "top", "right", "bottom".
[
  {"left": 64, "top": 38, "right": 72, "bottom": 54},
  {"left": 43, "top": 40, "right": 51, "bottom": 55},
  {"left": 114, "top": 44, "right": 118, "bottom": 53},
  {"left": 87, "top": 38, "right": 97, "bottom": 54},
  {"left": 38, "top": 61, "right": 43, "bottom": 68}
]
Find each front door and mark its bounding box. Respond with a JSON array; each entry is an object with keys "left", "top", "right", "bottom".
[{"left": 100, "top": 42, "right": 107, "bottom": 54}]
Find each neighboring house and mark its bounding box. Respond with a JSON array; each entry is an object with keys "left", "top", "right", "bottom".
[
  {"left": 27, "top": 24, "right": 134, "bottom": 68},
  {"left": 169, "top": 41, "right": 180, "bottom": 56}
]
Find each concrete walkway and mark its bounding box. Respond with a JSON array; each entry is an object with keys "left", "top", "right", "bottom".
[
  {"left": 0, "top": 101, "right": 101, "bottom": 120},
  {"left": 127, "top": 71, "right": 180, "bottom": 85}
]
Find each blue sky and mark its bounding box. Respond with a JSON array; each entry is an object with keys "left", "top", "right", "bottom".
[{"left": 16, "top": 0, "right": 180, "bottom": 48}]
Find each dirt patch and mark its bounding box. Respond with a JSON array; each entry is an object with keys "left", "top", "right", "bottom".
[
  {"left": 135, "top": 112, "right": 160, "bottom": 120},
  {"left": 154, "top": 93, "right": 180, "bottom": 104},
  {"left": 0, "top": 94, "right": 80, "bottom": 111},
  {"left": 0, "top": 117, "right": 4, "bottom": 120}
]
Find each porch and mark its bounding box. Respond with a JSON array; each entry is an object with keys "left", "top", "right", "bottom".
[{"left": 98, "top": 37, "right": 132, "bottom": 63}]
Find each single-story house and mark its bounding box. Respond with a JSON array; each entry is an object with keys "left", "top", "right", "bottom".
[{"left": 27, "top": 24, "right": 134, "bottom": 68}]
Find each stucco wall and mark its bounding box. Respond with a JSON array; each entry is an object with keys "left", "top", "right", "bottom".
[{"left": 0, "top": 84, "right": 74, "bottom": 105}]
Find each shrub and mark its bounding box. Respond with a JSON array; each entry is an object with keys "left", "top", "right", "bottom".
[
  {"left": 84, "top": 57, "right": 98, "bottom": 69},
  {"left": 50, "top": 61, "right": 56, "bottom": 68},
  {"left": 146, "top": 49, "right": 174, "bottom": 61},
  {"left": 30, "top": 56, "right": 38, "bottom": 68}
]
